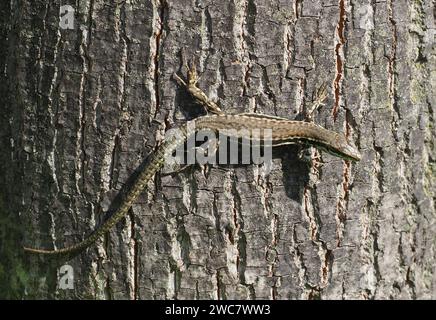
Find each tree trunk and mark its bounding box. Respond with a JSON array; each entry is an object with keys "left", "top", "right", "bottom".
[{"left": 0, "top": 0, "right": 434, "bottom": 299}]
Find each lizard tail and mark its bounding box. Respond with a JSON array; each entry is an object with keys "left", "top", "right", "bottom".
[
  {"left": 23, "top": 229, "right": 103, "bottom": 255},
  {"left": 23, "top": 246, "right": 74, "bottom": 255},
  {"left": 22, "top": 132, "right": 189, "bottom": 256}
]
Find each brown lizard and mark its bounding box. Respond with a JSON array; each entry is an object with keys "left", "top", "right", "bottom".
[{"left": 23, "top": 57, "right": 360, "bottom": 255}]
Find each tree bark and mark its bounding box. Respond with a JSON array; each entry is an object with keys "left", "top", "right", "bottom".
[{"left": 0, "top": 0, "right": 434, "bottom": 299}]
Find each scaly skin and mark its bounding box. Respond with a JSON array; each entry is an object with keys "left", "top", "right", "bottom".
[
  {"left": 23, "top": 127, "right": 189, "bottom": 255},
  {"left": 24, "top": 57, "right": 360, "bottom": 256}
]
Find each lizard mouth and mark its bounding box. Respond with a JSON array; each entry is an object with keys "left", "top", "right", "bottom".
[
  {"left": 333, "top": 143, "right": 361, "bottom": 161},
  {"left": 312, "top": 141, "right": 361, "bottom": 161},
  {"left": 345, "top": 145, "right": 361, "bottom": 161}
]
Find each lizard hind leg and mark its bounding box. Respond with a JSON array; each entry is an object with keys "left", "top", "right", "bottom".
[
  {"left": 173, "top": 50, "right": 201, "bottom": 87},
  {"left": 187, "top": 59, "right": 200, "bottom": 86},
  {"left": 175, "top": 51, "right": 224, "bottom": 116},
  {"left": 173, "top": 49, "right": 190, "bottom": 86},
  {"left": 172, "top": 49, "right": 196, "bottom": 85},
  {"left": 180, "top": 49, "right": 201, "bottom": 86}
]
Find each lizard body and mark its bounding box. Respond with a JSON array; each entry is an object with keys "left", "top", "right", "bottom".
[{"left": 24, "top": 59, "right": 360, "bottom": 256}]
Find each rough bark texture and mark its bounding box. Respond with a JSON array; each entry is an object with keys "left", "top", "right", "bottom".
[{"left": 0, "top": 0, "right": 434, "bottom": 299}]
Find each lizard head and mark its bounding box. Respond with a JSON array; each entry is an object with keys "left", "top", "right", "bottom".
[{"left": 330, "top": 134, "right": 361, "bottom": 162}]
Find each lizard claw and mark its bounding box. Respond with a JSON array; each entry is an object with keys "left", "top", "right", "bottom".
[
  {"left": 176, "top": 49, "right": 201, "bottom": 87},
  {"left": 306, "top": 82, "right": 328, "bottom": 121},
  {"left": 187, "top": 59, "right": 200, "bottom": 86},
  {"left": 173, "top": 72, "right": 187, "bottom": 86}
]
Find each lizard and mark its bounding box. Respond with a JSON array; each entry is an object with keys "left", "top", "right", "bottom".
[{"left": 23, "top": 56, "right": 360, "bottom": 256}]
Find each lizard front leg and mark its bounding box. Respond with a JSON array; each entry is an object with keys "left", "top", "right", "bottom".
[
  {"left": 305, "top": 82, "right": 328, "bottom": 122},
  {"left": 298, "top": 83, "right": 328, "bottom": 164}
]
